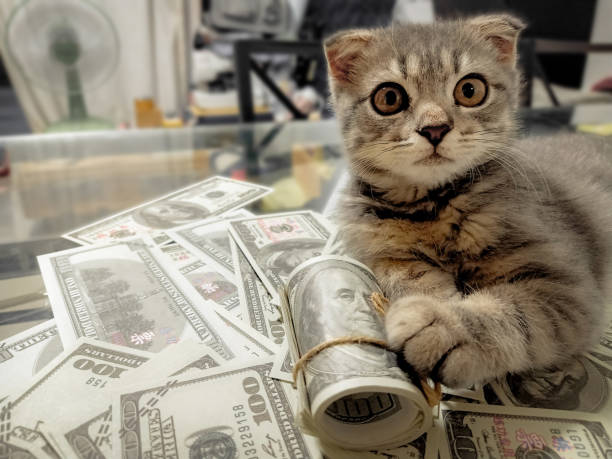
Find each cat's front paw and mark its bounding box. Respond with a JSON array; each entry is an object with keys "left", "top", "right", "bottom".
[{"left": 385, "top": 295, "right": 489, "bottom": 388}]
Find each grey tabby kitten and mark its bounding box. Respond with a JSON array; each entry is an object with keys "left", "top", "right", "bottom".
[{"left": 324, "top": 15, "right": 612, "bottom": 388}]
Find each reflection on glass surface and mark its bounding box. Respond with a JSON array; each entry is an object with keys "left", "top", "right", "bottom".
[{"left": 0, "top": 120, "right": 344, "bottom": 244}]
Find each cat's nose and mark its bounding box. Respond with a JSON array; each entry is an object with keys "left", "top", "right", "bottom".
[{"left": 418, "top": 124, "right": 452, "bottom": 146}]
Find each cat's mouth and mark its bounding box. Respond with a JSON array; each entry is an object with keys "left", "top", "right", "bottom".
[{"left": 415, "top": 150, "right": 451, "bottom": 165}]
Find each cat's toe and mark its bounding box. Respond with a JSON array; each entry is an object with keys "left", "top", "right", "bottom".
[
  {"left": 385, "top": 295, "right": 460, "bottom": 375},
  {"left": 435, "top": 344, "right": 490, "bottom": 387},
  {"left": 385, "top": 295, "right": 441, "bottom": 351}
]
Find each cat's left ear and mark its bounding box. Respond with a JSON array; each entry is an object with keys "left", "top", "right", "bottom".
[{"left": 468, "top": 14, "right": 526, "bottom": 67}]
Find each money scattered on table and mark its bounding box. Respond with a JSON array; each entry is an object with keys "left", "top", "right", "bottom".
[
  {"left": 214, "top": 306, "right": 279, "bottom": 357},
  {"left": 124, "top": 339, "right": 227, "bottom": 383},
  {"left": 491, "top": 354, "right": 612, "bottom": 414},
  {"left": 270, "top": 342, "right": 293, "bottom": 383},
  {"left": 161, "top": 238, "right": 243, "bottom": 319},
  {"left": 176, "top": 257, "right": 242, "bottom": 319},
  {"left": 0, "top": 319, "right": 63, "bottom": 401},
  {"left": 283, "top": 255, "right": 432, "bottom": 450},
  {"left": 160, "top": 241, "right": 198, "bottom": 264},
  {"left": 38, "top": 237, "right": 243, "bottom": 359},
  {"left": 1, "top": 338, "right": 152, "bottom": 459},
  {"left": 168, "top": 220, "right": 241, "bottom": 278},
  {"left": 229, "top": 211, "right": 332, "bottom": 303},
  {"left": 434, "top": 402, "right": 612, "bottom": 459},
  {"left": 1, "top": 425, "right": 61, "bottom": 459},
  {"left": 3, "top": 175, "right": 611, "bottom": 458},
  {"left": 231, "top": 236, "right": 285, "bottom": 346},
  {"left": 111, "top": 358, "right": 321, "bottom": 459},
  {"left": 63, "top": 176, "right": 270, "bottom": 245}
]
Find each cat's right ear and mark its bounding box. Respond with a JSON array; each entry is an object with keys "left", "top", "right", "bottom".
[
  {"left": 324, "top": 29, "right": 373, "bottom": 86},
  {"left": 467, "top": 15, "right": 526, "bottom": 67}
]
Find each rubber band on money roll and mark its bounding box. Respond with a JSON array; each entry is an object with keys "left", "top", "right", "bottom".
[
  {"left": 370, "top": 291, "right": 389, "bottom": 316},
  {"left": 292, "top": 336, "right": 442, "bottom": 408}
]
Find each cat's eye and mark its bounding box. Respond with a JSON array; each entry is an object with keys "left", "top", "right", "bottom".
[
  {"left": 371, "top": 82, "right": 409, "bottom": 116},
  {"left": 454, "top": 74, "right": 488, "bottom": 107}
]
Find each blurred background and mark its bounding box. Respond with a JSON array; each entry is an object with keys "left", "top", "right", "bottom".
[{"left": 0, "top": 0, "right": 610, "bottom": 135}]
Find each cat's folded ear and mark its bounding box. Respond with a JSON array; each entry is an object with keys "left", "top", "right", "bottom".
[
  {"left": 467, "top": 14, "right": 526, "bottom": 67},
  {"left": 324, "top": 29, "right": 373, "bottom": 86}
]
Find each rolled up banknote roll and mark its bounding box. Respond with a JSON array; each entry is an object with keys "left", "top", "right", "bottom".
[{"left": 283, "top": 255, "right": 433, "bottom": 450}]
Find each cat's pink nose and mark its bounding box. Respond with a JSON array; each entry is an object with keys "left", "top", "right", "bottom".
[{"left": 418, "top": 124, "right": 452, "bottom": 146}]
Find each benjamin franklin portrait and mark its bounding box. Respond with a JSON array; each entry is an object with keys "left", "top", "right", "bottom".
[
  {"left": 132, "top": 200, "right": 210, "bottom": 229},
  {"left": 501, "top": 356, "right": 608, "bottom": 412},
  {"left": 292, "top": 259, "right": 406, "bottom": 398},
  {"left": 259, "top": 239, "right": 325, "bottom": 281}
]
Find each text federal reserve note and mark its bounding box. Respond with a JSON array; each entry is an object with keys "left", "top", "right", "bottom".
[{"left": 38, "top": 238, "right": 238, "bottom": 359}]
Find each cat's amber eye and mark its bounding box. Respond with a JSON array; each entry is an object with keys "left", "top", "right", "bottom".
[
  {"left": 371, "top": 82, "right": 409, "bottom": 116},
  {"left": 454, "top": 74, "right": 488, "bottom": 107}
]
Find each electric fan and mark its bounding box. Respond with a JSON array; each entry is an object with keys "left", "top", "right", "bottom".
[{"left": 4, "top": 0, "right": 120, "bottom": 132}]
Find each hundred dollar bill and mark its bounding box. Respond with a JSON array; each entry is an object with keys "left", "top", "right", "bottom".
[
  {"left": 176, "top": 257, "right": 241, "bottom": 319},
  {"left": 0, "top": 338, "right": 152, "bottom": 459},
  {"left": 111, "top": 358, "right": 321, "bottom": 459},
  {"left": 313, "top": 432, "right": 436, "bottom": 459},
  {"left": 434, "top": 402, "right": 612, "bottom": 459},
  {"left": 168, "top": 220, "right": 239, "bottom": 279},
  {"left": 228, "top": 211, "right": 332, "bottom": 303},
  {"left": 126, "top": 339, "right": 227, "bottom": 383},
  {"left": 46, "top": 340, "right": 230, "bottom": 459},
  {"left": 491, "top": 354, "right": 612, "bottom": 415},
  {"left": 214, "top": 307, "right": 278, "bottom": 359},
  {"left": 283, "top": 255, "right": 432, "bottom": 450},
  {"left": 160, "top": 242, "right": 198, "bottom": 265},
  {"left": 270, "top": 342, "right": 293, "bottom": 383},
  {"left": 230, "top": 237, "right": 285, "bottom": 347},
  {"left": 161, "top": 240, "right": 242, "bottom": 319},
  {"left": 38, "top": 237, "right": 239, "bottom": 359},
  {"left": 0, "top": 319, "right": 63, "bottom": 401},
  {"left": 0, "top": 426, "right": 60, "bottom": 459},
  {"left": 63, "top": 176, "right": 270, "bottom": 245},
  {"left": 593, "top": 320, "right": 612, "bottom": 358}
]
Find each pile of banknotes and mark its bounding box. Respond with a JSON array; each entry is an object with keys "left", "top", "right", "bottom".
[{"left": 1, "top": 175, "right": 611, "bottom": 459}]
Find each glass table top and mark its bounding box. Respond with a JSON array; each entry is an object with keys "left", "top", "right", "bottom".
[{"left": 1, "top": 106, "right": 611, "bottom": 337}]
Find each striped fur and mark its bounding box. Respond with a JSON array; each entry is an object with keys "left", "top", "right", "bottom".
[{"left": 325, "top": 16, "right": 612, "bottom": 388}]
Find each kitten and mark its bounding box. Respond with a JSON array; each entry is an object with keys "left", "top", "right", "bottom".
[{"left": 324, "top": 15, "right": 612, "bottom": 388}]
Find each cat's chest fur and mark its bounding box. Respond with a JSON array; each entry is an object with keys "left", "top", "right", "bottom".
[{"left": 340, "top": 181, "right": 512, "bottom": 291}]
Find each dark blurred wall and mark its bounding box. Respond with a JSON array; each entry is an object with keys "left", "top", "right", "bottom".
[{"left": 434, "top": 0, "right": 597, "bottom": 88}]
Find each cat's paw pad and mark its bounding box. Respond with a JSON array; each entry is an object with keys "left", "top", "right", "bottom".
[{"left": 385, "top": 295, "right": 486, "bottom": 387}]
